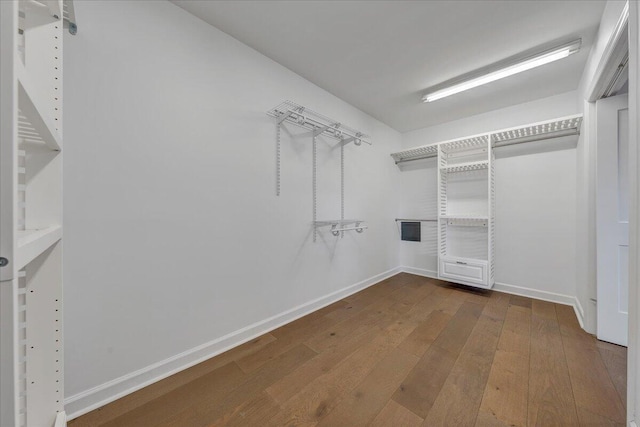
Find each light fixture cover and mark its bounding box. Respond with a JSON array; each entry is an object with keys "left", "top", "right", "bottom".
[{"left": 422, "top": 39, "right": 582, "bottom": 102}]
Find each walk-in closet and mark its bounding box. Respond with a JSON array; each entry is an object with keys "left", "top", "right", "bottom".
[{"left": 1, "top": 1, "right": 639, "bottom": 426}]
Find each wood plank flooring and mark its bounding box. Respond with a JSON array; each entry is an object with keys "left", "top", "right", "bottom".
[{"left": 70, "top": 273, "right": 627, "bottom": 426}]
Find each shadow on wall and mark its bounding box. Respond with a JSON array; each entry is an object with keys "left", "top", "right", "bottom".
[
  {"left": 495, "top": 135, "right": 578, "bottom": 159},
  {"left": 397, "top": 156, "right": 437, "bottom": 172}
]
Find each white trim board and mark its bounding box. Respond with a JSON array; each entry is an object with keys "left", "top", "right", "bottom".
[
  {"left": 400, "top": 266, "right": 585, "bottom": 328},
  {"left": 401, "top": 266, "right": 439, "bottom": 280},
  {"left": 64, "top": 266, "right": 402, "bottom": 420}
]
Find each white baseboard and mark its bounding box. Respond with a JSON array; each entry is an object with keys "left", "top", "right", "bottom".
[
  {"left": 65, "top": 266, "right": 401, "bottom": 420},
  {"left": 401, "top": 266, "right": 438, "bottom": 280},
  {"left": 494, "top": 281, "right": 585, "bottom": 328},
  {"left": 573, "top": 295, "right": 585, "bottom": 329},
  {"left": 400, "top": 266, "right": 584, "bottom": 327}
]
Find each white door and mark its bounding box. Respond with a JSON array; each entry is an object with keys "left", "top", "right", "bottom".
[{"left": 597, "top": 94, "right": 629, "bottom": 346}]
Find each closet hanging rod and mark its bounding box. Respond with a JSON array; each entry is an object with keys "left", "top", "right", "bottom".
[
  {"left": 280, "top": 109, "right": 370, "bottom": 144},
  {"left": 395, "top": 153, "right": 438, "bottom": 163},
  {"left": 391, "top": 127, "right": 579, "bottom": 164},
  {"left": 327, "top": 226, "right": 368, "bottom": 234},
  {"left": 395, "top": 218, "right": 437, "bottom": 222},
  {"left": 315, "top": 219, "right": 365, "bottom": 226},
  {"left": 492, "top": 128, "right": 579, "bottom": 148}
]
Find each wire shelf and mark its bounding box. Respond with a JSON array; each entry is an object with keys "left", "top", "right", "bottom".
[
  {"left": 267, "top": 100, "right": 370, "bottom": 144},
  {"left": 493, "top": 115, "right": 583, "bottom": 144},
  {"left": 440, "top": 135, "right": 489, "bottom": 154},
  {"left": 442, "top": 160, "right": 489, "bottom": 173},
  {"left": 390, "top": 144, "right": 437, "bottom": 163},
  {"left": 392, "top": 114, "right": 583, "bottom": 167},
  {"left": 440, "top": 216, "right": 488, "bottom": 227}
]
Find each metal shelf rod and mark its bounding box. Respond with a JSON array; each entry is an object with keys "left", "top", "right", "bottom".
[{"left": 329, "top": 226, "right": 368, "bottom": 233}]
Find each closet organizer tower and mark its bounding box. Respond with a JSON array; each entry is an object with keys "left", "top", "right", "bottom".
[
  {"left": 1, "top": 1, "right": 75, "bottom": 426},
  {"left": 438, "top": 136, "right": 494, "bottom": 288}
]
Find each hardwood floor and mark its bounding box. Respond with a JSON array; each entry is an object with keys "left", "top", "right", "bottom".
[{"left": 69, "top": 273, "right": 627, "bottom": 426}]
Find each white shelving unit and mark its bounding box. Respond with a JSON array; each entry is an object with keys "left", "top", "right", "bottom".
[
  {"left": 438, "top": 135, "right": 494, "bottom": 289},
  {"left": 1, "top": 1, "right": 73, "bottom": 426},
  {"left": 390, "top": 114, "right": 583, "bottom": 289}
]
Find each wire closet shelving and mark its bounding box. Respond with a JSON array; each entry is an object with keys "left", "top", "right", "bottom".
[
  {"left": 267, "top": 101, "right": 370, "bottom": 241},
  {"left": 390, "top": 114, "right": 583, "bottom": 164},
  {"left": 391, "top": 114, "right": 583, "bottom": 290}
]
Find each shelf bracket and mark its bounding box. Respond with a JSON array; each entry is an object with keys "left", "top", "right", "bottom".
[
  {"left": 277, "top": 110, "right": 294, "bottom": 125},
  {"left": 313, "top": 124, "right": 331, "bottom": 138},
  {"left": 62, "top": 0, "right": 78, "bottom": 35},
  {"left": 44, "top": 0, "right": 62, "bottom": 20}
]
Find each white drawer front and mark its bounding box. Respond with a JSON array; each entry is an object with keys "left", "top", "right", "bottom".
[{"left": 440, "top": 258, "right": 487, "bottom": 286}]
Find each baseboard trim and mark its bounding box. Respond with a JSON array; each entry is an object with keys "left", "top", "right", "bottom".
[
  {"left": 401, "top": 266, "right": 438, "bottom": 280},
  {"left": 65, "top": 266, "right": 401, "bottom": 420},
  {"left": 494, "top": 281, "right": 584, "bottom": 327},
  {"left": 400, "top": 266, "right": 584, "bottom": 326},
  {"left": 573, "top": 295, "right": 585, "bottom": 329},
  {"left": 493, "top": 280, "right": 575, "bottom": 305}
]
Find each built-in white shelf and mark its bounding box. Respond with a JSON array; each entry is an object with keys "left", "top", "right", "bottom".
[
  {"left": 439, "top": 215, "right": 489, "bottom": 227},
  {"left": 437, "top": 132, "right": 495, "bottom": 289},
  {"left": 439, "top": 215, "right": 489, "bottom": 219},
  {"left": 440, "top": 135, "right": 490, "bottom": 154},
  {"left": 16, "top": 60, "right": 61, "bottom": 151},
  {"left": 16, "top": 225, "right": 62, "bottom": 270},
  {"left": 442, "top": 160, "right": 489, "bottom": 173},
  {"left": 19, "top": 0, "right": 61, "bottom": 31},
  {"left": 2, "top": 3, "right": 71, "bottom": 423}
]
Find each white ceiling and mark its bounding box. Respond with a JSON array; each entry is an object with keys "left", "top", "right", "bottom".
[{"left": 172, "top": 0, "right": 606, "bottom": 132}]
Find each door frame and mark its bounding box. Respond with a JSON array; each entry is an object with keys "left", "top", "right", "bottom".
[
  {"left": 582, "top": 1, "right": 637, "bottom": 424},
  {"left": 628, "top": 1, "right": 639, "bottom": 424},
  {"left": 596, "top": 93, "right": 629, "bottom": 347}
]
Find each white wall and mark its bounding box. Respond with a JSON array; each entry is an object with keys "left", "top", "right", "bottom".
[
  {"left": 399, "top": 91, "right": 580, "bottom": 307},
  {"left": 63, "top": 0, "right": 401, "bottom": 417},
  {"left": 575, "top": 0, "right": 628, "bottom": 334}
]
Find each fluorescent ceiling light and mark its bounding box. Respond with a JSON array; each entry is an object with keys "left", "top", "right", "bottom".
[{"left": 422, "top": 39, "right": 582, "bottom": 102}]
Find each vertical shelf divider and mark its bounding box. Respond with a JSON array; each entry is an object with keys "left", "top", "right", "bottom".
[{"left": 1, "top": 1, "right": 72, "bottom": 426}]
